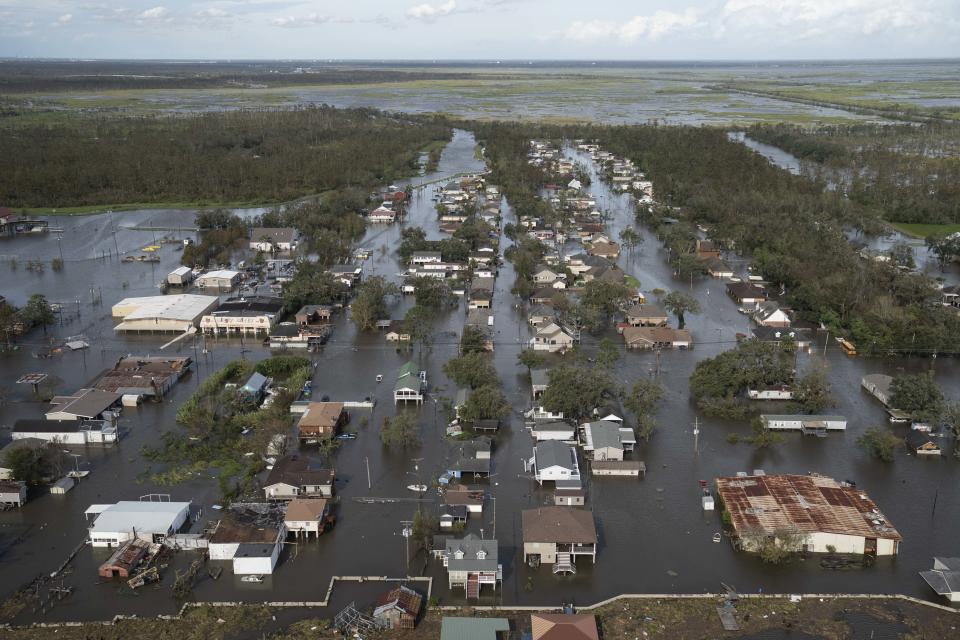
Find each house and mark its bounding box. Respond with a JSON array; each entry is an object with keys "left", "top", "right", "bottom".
[
  {"left": 530, "top": 421, "right": 576, "bottom": 442},
  {"left": 97, "top": 538, "right": 152, "bottom": 579},
  {"left": 368, "top": 206, "right": 396, "bottom": 223},
  {"left": 297, "top": 402, "right": 347, "bottom": 440},
  {"left": 469, "top": 288, "right": 493, "bottom": 310},
  {"left": 580, "top": 421, "right": 636, "bottom": 461},
  {"left": 527, "top": 305, "right": 555, "bottom": 328},
  {"left": 587, "top": 239, "right": 620, "bottom": 259},
  {"left": 530, "top": 368, "right": 550, "bottom": 400},
  {"left": 46, "top": 388, "right": 121, "bottom": 421},
  {"left": 394, "top": 361, "right": 425, "bottom": 404},
  {"left": 625, "top": 303, "right": 668, "bottom": 327},
  {"left": 522, "top": 506, "right": 598, "bottom": 567},
  {"left": 411, "top": 251, "right": 443, "bottom": 266},
  {"left": 554, "top": 486, "right": 586, "bottom": 506},
  {"left": 373, "top": 585, "right": 423, "bottom": 629},
  {"left": 440, "top": 506, "right": 468, "bottom": 529},
  {"left": 533, "top": 265, "right": 559, "bottom": 284},
  {"left": 294, "top": 305, "right": 332, "bottom": 327},
  {"left": 528, "top": 440, "right": 581, "bottom": 486},
  {"left": 112, "top": 294, "right": 220, "bottom": 332},
  {"left": 201, "top": 296, "right": 284, "bottom": 335},
  {"left": 442, "top": 534, "right": 502, "bottom": 597},
  {"left": 94, "top": 355, "right": 192, "bottom": 399},
  {"left": 385, "top": 320, "right": 411, "bottom": 342},
  {"left": 727, "top": 282, "right": 767, "bottom": 305},
  {"left": 531, "top": 287, "right": 562, "bottom": 306},
  {"left": 449, "top": 437, "right": 492, "bottom": 478},
  {"left": 0, "top": 439, "right": 46, "bottom": 480},
  {"left": 753, "top": 301, "right": 791, "bottom": 327},
  {"left": 941, "top": 285, "right": 960, "bottom": 309},
  {"left": 862, "top": 374, "right": 894, "bottom": 407},
  {"left": 906, "top": 431, "right": 941, "bottom": 456},
  {"left": 531, "top": 613, "right": 600, "bottom": 640},
  {"left": 239, "top": 372, "right": 269, "bottom": 403},
  {"left": 167, "top": 265, "right": 195, "bottom": 286},
  {"left": 530, "top": 322, "right": 574, "bottom": 353},
  {"left": 747, "top": 386, "right": 793, "bottom": 400},
  {"left": 13, "top": 419, "right": 117, "bottom": 445},
  {"left": 86, "top": 499, "right": 192, "bottom": 547},
  {"left": 704, "top": 258, "right": 734, "bottom": 278},
  {"left": 267, "top": 323, "right": 329, "bottom": 349},
  {"left": 591, "top": 460, "right": 645, "bottom": 477},
  {"left": 0, "top": 481, "right": 27, "bottom": 508},
  {"left": 250, "top": 227, "right": 298, "bottom": 253},
  {"left": 751, "top": 327, "right": 812, "bottom": 350},
  {"left": 444, "top": 484, "right": 484, "bottom": 514},
  {"left": 208, "top": 514, "right": 285, "bottom": 575},
  {"left": 715, "top": 474, "right": 901, "bottom": 555},
  {"left": 440, "top": 618, "right": 510, "bottom": 640},
  {"left": 328, "top": 264, "right": 363, "bottom": 287},
  {"left": 695, "top": 239, "right": 721, "bottom": 260},
  {"left": 284, "top": 498, "right": 332, "bottom": 538},
  {"left": 196, "top": 269, "right": 241, "bottom": 290},
  {"left": 920, "top": 557, "right": 960, "bottom": 602},
  {"left": 761, "top": 414, "right": 846, "bottom": 435},
  {"left": 263, "top": 455, "right": 334, "bottom": 500},
  {"left": 622, "top": 326, "right": 692, "bottom": 350}
]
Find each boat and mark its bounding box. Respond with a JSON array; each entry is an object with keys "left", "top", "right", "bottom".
[
  {"left": 713, "top": 533, "right": 722, "bottom": 543},
  {"left": 407, "top": 484, "right": 428, "bottom": 493},
  {"left": 376, "top": 374, "right": 383, "bottom": 383},
  {"left": 240, "top": 574, "right": 264, "bottom": 583},
  {"left": 336, "top": 433, "right": 357, "bottom": 440}
]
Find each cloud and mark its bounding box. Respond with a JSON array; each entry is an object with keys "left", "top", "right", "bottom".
[
  {"left": 271, "top": 13, "right": 331, "bottom": 27},
  {"left": 57, "top": 13, "right": 72, "bottom": 24},
  {"left": 406, "top": 0, "right": 457, "bottom": 21},
  {"left": 138, "top": 6, "right": 169, "bottom": 21},
  {"left": 565, "top": 9, "right": 702, "bottom": 42},
  {"left": 196, "top": 8, "right": 231, "bottom": 19}
]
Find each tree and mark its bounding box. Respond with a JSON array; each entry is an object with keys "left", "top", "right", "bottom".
[
  {"left": 461, "top": 326, "right": 489, "bottom": 355},
  {"left": 541, "top": 365, "right": 616, "bottom": 424},
  {"left": 0, "top": 301, "right": 19, "bottom": 347},
  {"left": 888, "top": 241, "right": 915, "bottom": 269},
  {"left": 662, "top": 291, "right": 700, "bottom": 329},
  {"left": 926, "top": 234, "right": 960, "bottom": 271},
  {"left": 739, "top": 526, "right": 809, "bottom": 564},
  {"left": 443, "top": 352, "right": 497, "bottom": 389},
  {"left": 619, "top": 227, "right": 642, "bottom": 253},
  {"left": 459, "top": 385, "right": 510, "bottom": 422},
  {"left": 413, "top": 276, "right": 453, "bottom": 311},
  {"left": 350, "top": 276, "right": 397, "bottom": 332},
  {"left": 411, "top": 509, "right": 437, "bottom": 554},
  {"left": 674, "top": 253, "right": 704, "bottom": 280},
  {"left": 745, "top": 420, "right": 784, "bottom": 449},
  {"left": 595, "top": 338, "right": 620, "bottom": 369},
  {"left": 280, "top": 263, "right": 346, "bottom": 313},
  {"left": 3, "top": 445, "right": 47, "bottom": 485},
  {"left": 195, "top": 208, "right": 241, "bottom": 229},
  {"left": 689, "top": 340, "right": 794, "bottom": 418},
  {"left": 20, "top": 294, "right": 54, "bottom": 333},
  {"left": 380, "top": 413, "right": 420, "bottom": 449},
  {"left": 625, "top": 379, "right": 665, "bottom": 417},
  {"left": 580, "top": 280, "right": 631, "bottom": 319},
  {"left": 943, "top": 402, "right": 960, "bottom": 458},
  {"left": 404, "top": 304, "right": 435, "bottom": 361},
  {"left": 792, "top": 366, "right": 832, "bottom": 413},
  {"left": 890, "top": 370, "right": 944, "bottom": 423},
  {"left": 857, "top": 427, "right": 901, "bottom": 462},
  {"left": 517, "top": 349, "right": 545, "bottom": 372}
]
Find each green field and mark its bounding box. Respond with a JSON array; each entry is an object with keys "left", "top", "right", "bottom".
[{"left": 890, "top": 222, "right": 960, "bottom": 238}]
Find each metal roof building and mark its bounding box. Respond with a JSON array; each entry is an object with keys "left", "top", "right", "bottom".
[
  {"left": 112, "top": 294, "right": 220, "bottom": 332},
  {"left": 86, "top": 500, "right": 191, "bottom": 547}
]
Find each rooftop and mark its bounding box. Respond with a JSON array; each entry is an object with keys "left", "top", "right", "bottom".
[
  {"left": 531, "top": 613, "right": 600, "bottom": 640},
  {"left": 88, "top": 500, "right": 190, "bottom": 535},
  {"left": 535, "top": 440, "right": 578, "bottom": 471},
  {"left": 250, "top": 227, "right": 297, "bottom": 244},
  {"left": 264, "top": 455, "right": 334, "bottom": 488},
  {"left": 284, "top": 498, "right": 328, "bottom": 521},
  {"left": 444, "top": 533, "right": 499, "bottom": 573},
  {"left": 522, "top": 506, "right": 597, "bottom": 544},
  {"left": 112, "top": 294, "right": 219, "bottom": 321},
  {"left": 715, "top": 474, "right": 901, "bottom": 542},
  {"left": 440, "top": 617, "right": 510, "bottom": 640},
  {"left": 48, "top": 388, "right": 121, "bottom": 419}
]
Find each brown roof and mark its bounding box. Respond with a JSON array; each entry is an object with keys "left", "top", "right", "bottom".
[
  {"left": 715, "top": 474, "right": 901, "bottom": 541},
  {"left": 284, "top": 498, "right": 328, "bottom": 522},
  {"left": 522, "top": 507, "right": 597, "bottom": 544},
  {"left": 531, "top": 614, "right": 599, "bottom": 640},
  {"left": 444, "top": 485, "right": 484, "bottom": 507},
  {"left": 298, "top": 402, "right": 345, "bottom": 434},
  {"left": 265, "top": 455, "right": 334, "bottom": 488},
  {"left": 622, "top": 326, "right": 691, "bottom": 345},
  {"left": 375, "top": 585, "right": 423, "bottom": 617},
  {"left": 208, "top": 515, "right": 281, "bottom": 544}
]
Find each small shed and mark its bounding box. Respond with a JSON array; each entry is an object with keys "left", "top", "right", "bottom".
[
  {"left": 51, "top": 476, "right": 76, "bottom": 495},
  {"left": 374, "top": 585, "right": 423, "bottom": 630}
]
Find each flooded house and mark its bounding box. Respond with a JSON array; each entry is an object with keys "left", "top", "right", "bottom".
[
  {"left": 580, "top": 421, "right": 636, "bottom": 461},
  {"left": 166, "top": 265, "right": 195, "bottom": 286},
  {"left": 529, "top": 421, "right": 577, "bottom": 443},
  {"left": 530, "top": 368, "right": 550, "bottom": 400},
  {"left": 751, "top": 327, "right": 813, "bottom": 350},
  {"left": 13, "top": 418, "right": 118, "bottom": 445},
  {"left": 527, "top": 440, "right": 581, "bottom": 486},
  {"left": 294, "top": 305, "right": 332, "bottom": 327},
  {"left": 448, "top": 437, "right": 492, "bottom": 479},
  {"left": 625, "top": 303, "right": 669, "bottom": 327},
  {"left": 0, "top": 481, "right": 27, "bottom": 508},
  {"left": 195, "top": 269, "right": 241, "bottom": 290},
  {"left": 46, "top": 388, "right": 122, "bottom": 422},
  {"left": 327, "top": 264, "right": 363, "bottom": 287},
  {"left": 394, "top": 361, "right": 426, "bottom": 404},
  {"left": 760, "top": 414, "right": 847, "bottom": 435},
  {"left": 296, "top": 402, "right": 347, "bottom": 440},
  {"left": 905, "top": 432, "right": 941, "bottom": 456},
  {"left": 531, "top": 613, "right": 599, "bottom": 640},
  {"left": 112, "top": 294, "right": 220, "bottom": 332},
  {"left": 373, "top": 585, "right": 423, "bottom": 629},
  {"left": 752, "top": 301, "right": 792, "bottom": 327},
  {"left": 283, "top": 498, "right": 332, "bottom": 538},
  {"left": 621, "top": 326, "right": 692, "bottom": 350},
  {"left": 530, "top": 322, "right": 574, "bottom": 353},
  {"left": 208, "top": 512, "right": 285, "bottom": 575},
  {"left": 527, "top": 305, "right": 555, "bottom": 328},
  {"left": 384, "top": 320, "right": 411, "bottom": 342},
  {"left": 704, "top": 258, "right": 734, "bottom": 278},
  {"left": 86, "top": 500, "right": 192, "bottom": 547},
  {"left": 94, "top": 355, "right": 192, "bottom": 400},
  {"left": 443, "top": 484, "right": 484, "bottom": 515},
  {"left": 249, "top": 227, "right": 298, "bottom": 253},
  {"left": 715, "top": 474, "right": 902, "bottom": 556},
  {"left": 441, "top": 534, "right": 502, "bottom": 598},
  {"left": 727, "top": 282, "right": 768, "bottom": 306},
  {"left": 522, "top": 506, "right": 598, "bottom": 570},
  {"left": 861, "top": 374, "right": 894, "bottom": 407},
  {"left": 747, "top": 386, "right": 793, "bottom": 400},
  {"left": 920, "top": 557, "right": 960, "bottom": 602},
  {"left": 263, "top": 455, "right": 335, "bottom": 500},
  {"left": 200, "top": 296, "right": 284, "bottom": 335}
]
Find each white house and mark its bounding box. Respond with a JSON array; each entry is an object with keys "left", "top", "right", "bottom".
[
  {"left": 166, "top": 266, "right": 194, "bottom": 286},
  {"left": 920, "top": 557, "right": 960, "bottom": 602},
  {"left": 747, "top": 386, "right": 793, "bottom": 400},
  {"left": 761, "top": 414, "right": 847, "bottom": 434},
  {"left": 208, "top": 516, "right": 285, "bottom": 575},
  {"left": 529, "top": 421, "right": 576, "bottom": 442},
  {"left": 411, "top": 251, "right": 443, "bottom": 266},
  {"left": 87, "top": 499, "right": 191, "bottom": 547},
  {"left": 195, "top": 270, "right": 241, "bottom": 290},
  {"left": 13, "top": 419, "right": 117, "bottom": 445},
  {"left": 250, "top": 228, "right": 298, "bottom": 253},
  {"left": 753, "top": 302, "right": 791, "bottom": 327},
  {"left": 529, "top": 322, "right": 574, "bottom": 353},
  {"left": 527, "top": 440, "right": 581, "bottom": 486},
  {"left": 580, "top": 421, "right": 636, "bottom": 461}
]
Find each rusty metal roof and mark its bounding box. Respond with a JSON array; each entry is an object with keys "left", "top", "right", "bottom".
[{"left": 715, "top": 474, "right": 901, "bottom": 541}]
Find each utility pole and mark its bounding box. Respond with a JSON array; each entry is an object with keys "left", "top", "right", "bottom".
[
  {"left": 365, "top": 456, "right": 371, "bottom": 490},
  {"left": 693, "top": 417, "right": 700, "bottom": 455},
  {"left": 822, "top": 330, "right": 830, "bottom": 358},
  {"left": 400, "top": 520, "right": 413, "bottom": 568}
]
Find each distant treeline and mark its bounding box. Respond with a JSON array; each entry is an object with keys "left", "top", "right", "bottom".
[
  {"left": 0, "top": 61, "right": 497, "bottom": 93},
  {"left": 746, "top": 122, "right": 960, "bottom": 225},
  {"left": 470, "top": 121, "right": 960, "bottom": 355},
  {"left": 0, "top": 106, "right": 450, "bottom": 207}
]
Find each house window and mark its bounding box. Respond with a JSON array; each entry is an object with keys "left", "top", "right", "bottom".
[{"left": 477, "top": 549, "right": 486, "bottom": 560}]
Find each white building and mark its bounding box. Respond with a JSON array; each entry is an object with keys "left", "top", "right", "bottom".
[
  {"left": 761, "top": 414, "right": 847, "bottom": 434},
  {"left": 200, "top": 296, "right": 284, "bottom": 335},
  {"left": 14, "top": 419, "right": 117, "bottom": 445},
  {"left": 529, "top": 322, "right": 574, "bottom": 353},
  {"left": 747, "top": 387, "right": 793, "bottom": 400},
  {"left": 46, "top": 389, "right": 121, "bottom": 422},
  {"left": 249, "top": 228, "right": 298, "bottom": 253},
  {"left": 196, "top": 270, "right": 241, "bottom": 290},
  {"left": 284, "top": 499, "right": 330, "bottom": 538},
  {"left": 208, "top": 516, "right": 285, "bottom": 575},
  {"left": 112, "top": 294, "right": 220, "bottom": 332},
  {"left": 529, "top": 421, "right": 576, "bottom": 442},
  {"left": 166, "top": 266, "right": 195, "bottom": 286},
  {"left": 920, "top": 557, "right": 960, "bottom": 602},
  {"left": 527, "top": 440, "right": 581, "bottom": 486},
  {"left": 87, "top": 499, "right": 191, "bottom": 547}
]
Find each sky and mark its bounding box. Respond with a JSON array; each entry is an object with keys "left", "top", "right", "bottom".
[{"left": 0, "top": 0, "right": 958, "bottom": 60}]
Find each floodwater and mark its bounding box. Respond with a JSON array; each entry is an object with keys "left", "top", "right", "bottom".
[{"left": 1, "top": 129, "right": 958, "bottom": 627}]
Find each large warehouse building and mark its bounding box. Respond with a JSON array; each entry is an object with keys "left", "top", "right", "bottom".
[
  {"left": 86, "top": 499, "right": 192, "bottom": 547},
  {"left": 112, "top": 294, "right": 220, "bottom": 332},
  {"left": 716, "top": 473, "right": 901, "bottom": 556}
]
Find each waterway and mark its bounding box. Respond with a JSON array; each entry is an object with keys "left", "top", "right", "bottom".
[{"left": 0, "top": 129, "right": 957, "bottom": 626}]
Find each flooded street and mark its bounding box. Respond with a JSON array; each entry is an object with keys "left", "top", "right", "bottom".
[{"left": 1, "top": 128, "right": 958, "bottom": 625}]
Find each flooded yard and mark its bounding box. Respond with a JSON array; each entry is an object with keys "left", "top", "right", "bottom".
[{"left": 0, "top": 128, "right": 958, "bottom": 627}]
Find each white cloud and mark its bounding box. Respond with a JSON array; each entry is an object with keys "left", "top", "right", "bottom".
[
  {"left": 271, "top": 13, "right": 331, "bottom": 27},
  {"left": 565, "top": 9, "right": 702, "bottom": 42},
  {"left": 139, "top": 6, "right": 169, "bottom": 20},
  {"left": 406, "top": 0, "right": 457, "bottom": 21},
  {"left": 196, "top": 8, "right": 231, "bottom": 19},
  {"left": 57, "top": 13, "right": 72, "bottom": 24}
]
